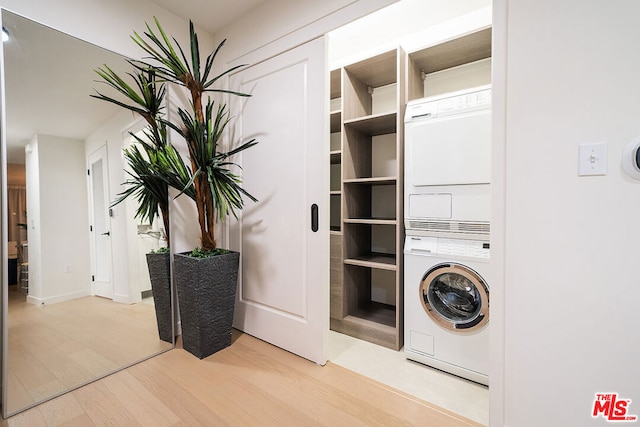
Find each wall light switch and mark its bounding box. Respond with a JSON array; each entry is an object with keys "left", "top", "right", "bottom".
[{"left": 578, "top": 142, "right": 608, "bottom": 176}]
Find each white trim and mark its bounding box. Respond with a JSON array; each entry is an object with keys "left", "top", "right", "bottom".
[
  {"left": 490, "top": 0, "right": 507, "bottom": 426},
  {"left": 0, "top": 8, "right": 9, "bottom": 414},
  {"left": 26, "top": 289, "right": 91, "bottom": 306}
]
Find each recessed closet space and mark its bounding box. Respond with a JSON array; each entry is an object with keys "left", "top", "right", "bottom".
[
  {"left": 327, "top": 1, "right": 492, "bottom": 423},
  {"left": 328, "top": 1, "right": 492, "bottom": 349}
]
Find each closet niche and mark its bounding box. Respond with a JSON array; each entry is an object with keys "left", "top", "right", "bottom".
[
  {"left": 329, "top": 27, "right": 492, "bottom": 350},
  {"left": 1, "top": 10, "right": 173, "bottom": 417}
]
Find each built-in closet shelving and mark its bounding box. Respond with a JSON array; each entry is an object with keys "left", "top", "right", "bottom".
[
  {"left": 330, "top": 48, "right": 406, "bottom": 350},
  {"left": 329, "top": 27, "right": 492, "bottom": 351},
  {"left": 406, "top": 27, "right": 492, "bottom": 100}
]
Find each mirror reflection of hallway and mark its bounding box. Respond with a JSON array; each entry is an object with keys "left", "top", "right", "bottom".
[{"left": 1, "top": 10, "right": 174, "bottom": 417}]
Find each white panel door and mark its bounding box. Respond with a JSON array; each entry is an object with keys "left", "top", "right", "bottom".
[
  {"left": 229, "top": 37, "right": 328, "bottom": 365},
  {"left": 88, "top": 145, "right": 113, "bottom": 298}
]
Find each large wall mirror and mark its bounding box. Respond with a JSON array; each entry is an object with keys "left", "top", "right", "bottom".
[{"left": 0, "top": 9, "right": 173, "bottom": 417}]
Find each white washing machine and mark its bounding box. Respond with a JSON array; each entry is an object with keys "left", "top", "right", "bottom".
[{"left": 404, "top": 234, "right": 490, "bottom": 385}]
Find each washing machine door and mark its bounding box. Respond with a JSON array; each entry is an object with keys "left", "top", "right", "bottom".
[{"left": 420, "top": 263, "right": 489, "bottom": 332}]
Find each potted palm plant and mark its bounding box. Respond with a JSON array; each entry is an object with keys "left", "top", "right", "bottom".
[{"left": 93, "top": 18, "right": 257, "bottom": 359}]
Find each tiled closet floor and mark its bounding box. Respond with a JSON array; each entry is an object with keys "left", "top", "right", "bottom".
[{"left": 328, "top": 331, "right": 489, "bottom": 426}]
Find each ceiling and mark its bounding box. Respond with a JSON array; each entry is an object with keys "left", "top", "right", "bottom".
[
  {"left": 146, "top": 0, "right": 269, "bottom": 35},
  {"left": 2, "top": 1, "right": 269, "bottom": 164}
]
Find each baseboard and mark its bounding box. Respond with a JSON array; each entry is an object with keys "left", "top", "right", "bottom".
[{"left": 26, "top": 289, "right": 91, "bottom": 306}]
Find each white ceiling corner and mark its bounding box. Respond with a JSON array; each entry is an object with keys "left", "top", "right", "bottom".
[{"left": 145, "top": 0, "right": 270, "bottom": 35}]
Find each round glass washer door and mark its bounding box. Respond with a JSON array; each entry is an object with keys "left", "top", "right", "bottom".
[{"left": 419, "top": 262, "right": 489, "bottom": 332}]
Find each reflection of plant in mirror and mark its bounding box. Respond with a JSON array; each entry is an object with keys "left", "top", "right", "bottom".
[
  {"left": 92, "top": 65, "right": 192, "bottom": 249},
  {"left": 92, "top": 17, "right": 258, "bottom": 252}
]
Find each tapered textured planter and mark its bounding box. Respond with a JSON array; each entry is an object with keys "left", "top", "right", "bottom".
[
  {"left": 173, "top": 250, "right": 240, "bottom": 359},
  {"left": 146, "top": 252, "right": 173, "bottom": 343}
]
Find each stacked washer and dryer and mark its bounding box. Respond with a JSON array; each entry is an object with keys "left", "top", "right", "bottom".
[{"left": 403, "top": 85, "right": 491, "bottom": 385}]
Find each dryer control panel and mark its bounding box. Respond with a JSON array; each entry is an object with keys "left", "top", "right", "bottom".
[{"left": 405, "top": 85, "right": 491, "bottom": 121}]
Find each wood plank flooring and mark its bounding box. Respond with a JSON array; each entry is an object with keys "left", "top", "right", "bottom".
[
  {"left": 5, "top": 287, "right": 171, "bottom": 415},
  {"left": 2, "top": 331, "right": 484, "bottom": 426}
]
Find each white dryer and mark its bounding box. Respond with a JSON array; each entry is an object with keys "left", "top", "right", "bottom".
[
  {"left": 404, "top": 234, "right": 489, "bottom": 385},
  {"left": 404, "top": 85, "right": 491, "bottom": 236}
]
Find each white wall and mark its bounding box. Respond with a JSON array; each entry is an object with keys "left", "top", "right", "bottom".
[
  {"left": 494, "top": 1, "right": 640, "bottom": 426},
  {"left": 216, "top": 0, "right": 393, "bottom": 63},
  {"left": 25, "top": 135, "right": 91, "bottom": 304}
]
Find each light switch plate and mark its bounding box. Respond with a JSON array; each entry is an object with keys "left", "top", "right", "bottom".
[{"left": 578, "top": 142, "right": 607, "bottom": 176}]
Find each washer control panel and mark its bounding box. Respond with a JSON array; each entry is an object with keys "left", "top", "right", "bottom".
[
  {"left": 405, "top": 236, "right": 489, "bottom": 259},
  {"left": 437, "top": 238, "right": 489, "bottom": 258}
]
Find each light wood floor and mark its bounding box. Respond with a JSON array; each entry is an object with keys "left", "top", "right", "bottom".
[
  {"left": 1, "top": 331, "right": 483, "bottom": 426},
  {"left": 5, "top": 287, "right": 171, "bottom": 415}
]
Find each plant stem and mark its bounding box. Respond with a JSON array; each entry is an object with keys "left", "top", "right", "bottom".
[{"left": 160, "top": 203, "right": 171, "bottom": 248}]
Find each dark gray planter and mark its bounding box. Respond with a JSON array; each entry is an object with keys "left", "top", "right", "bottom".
[
  {"left": 173, "top": 250, "right": 239, "bottom": 359},
  {"left": 146, "top": 252, "right": 173, "bottom": 343}
]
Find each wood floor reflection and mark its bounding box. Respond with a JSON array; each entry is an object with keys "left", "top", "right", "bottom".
[{"left": 5, "top": 286, "right": 172, "bottom": 415}]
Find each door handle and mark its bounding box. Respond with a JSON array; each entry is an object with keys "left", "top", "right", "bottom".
[
  {"left": 311, "top": 204, "right": 318, "bottom": 232},
  {"left": 101, "top": 231, "right": 111, "bottom": 236}
]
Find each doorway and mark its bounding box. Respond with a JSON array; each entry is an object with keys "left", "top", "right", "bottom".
[{"left": 88, "top": 145, "right": 113, "bottom": 298}]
